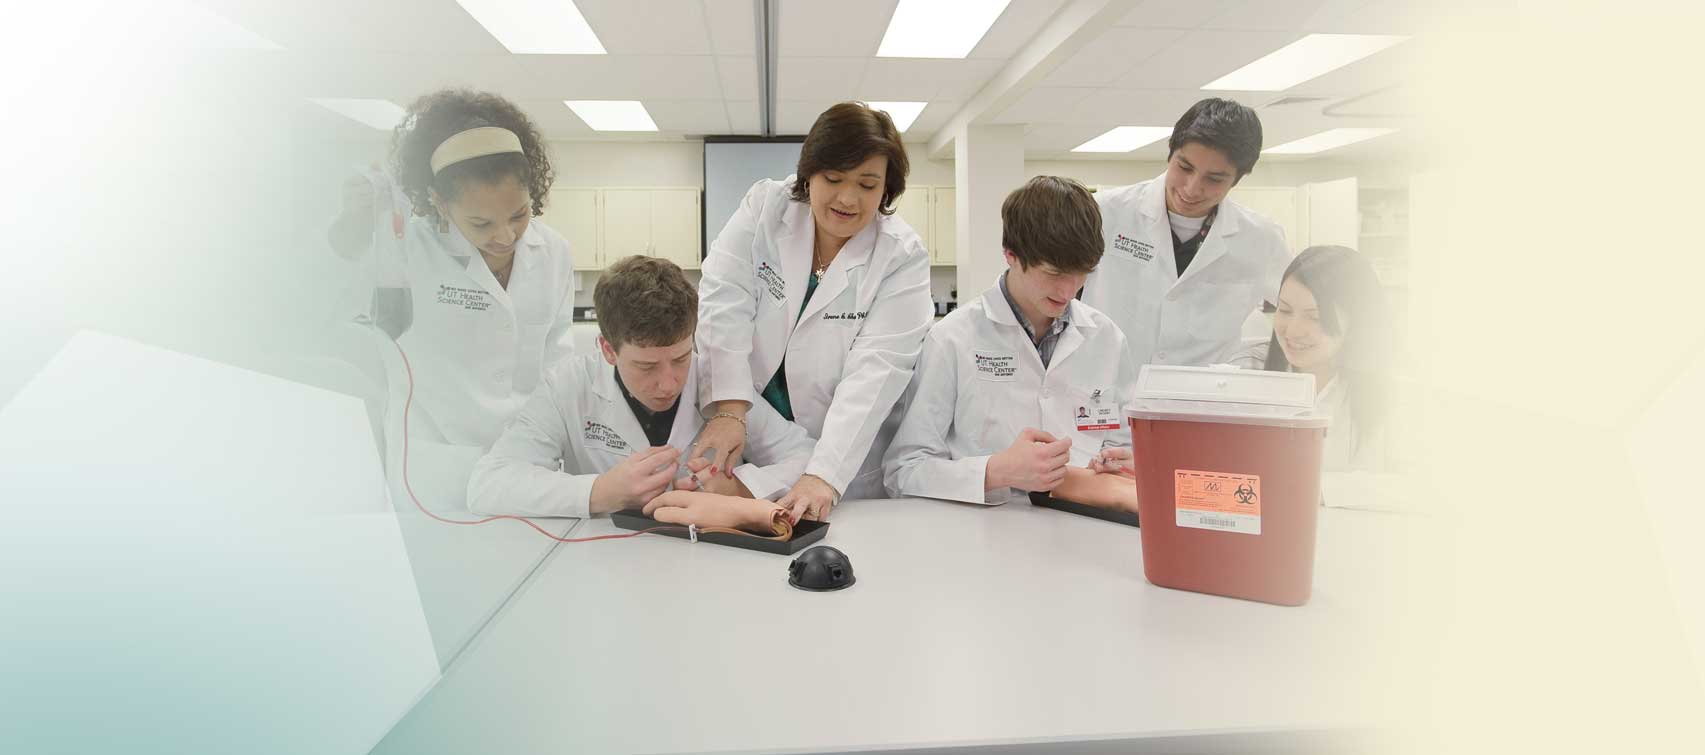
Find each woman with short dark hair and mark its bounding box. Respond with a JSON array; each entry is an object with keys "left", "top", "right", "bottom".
[{"left": 695, "top": 102, "right": 934, "bottom": 523}]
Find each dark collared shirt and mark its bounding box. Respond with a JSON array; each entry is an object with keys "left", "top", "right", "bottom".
[
  {"left": 999, "top": 272, "right": 1070, "bottom": 368},
  {"left": 614, "top": 367, "right": 680, "bottom": 447}
]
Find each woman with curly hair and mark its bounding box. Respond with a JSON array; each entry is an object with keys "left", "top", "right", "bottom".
[{"left": 328, "top": 89, "right": 577, "bottom": 451}]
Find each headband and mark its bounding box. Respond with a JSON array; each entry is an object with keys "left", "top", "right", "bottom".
[{"left": 429, "top": 126, "right": 525, "bottom": 175}]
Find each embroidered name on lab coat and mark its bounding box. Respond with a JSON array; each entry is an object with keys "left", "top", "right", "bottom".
[
  {"left": 1112, "top": 233, "right": 1154, "bottom": 262},
  {"left": 974, "top": 352, "right": 1017, "bottom": 382},
  {"left": 436, "top": 285, "right": 494, "bottom": 312},
  {"left": 756, "top": 262, "right": 786, "bottom": 302},
  {"left": 822, "top": 310, "right": 868, "bottom": 321},
  {"left": 583, "top": 421, "right": 630, "bottom": 453}
]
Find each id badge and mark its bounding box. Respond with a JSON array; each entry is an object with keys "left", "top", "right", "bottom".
[{"left": 1074, "top": 400, "right": 1120, "bottom": 432}]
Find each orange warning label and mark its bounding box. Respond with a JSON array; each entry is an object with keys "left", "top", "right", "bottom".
[{"left": 1175, "top": 469, "right": 1262, "bottom": 535}]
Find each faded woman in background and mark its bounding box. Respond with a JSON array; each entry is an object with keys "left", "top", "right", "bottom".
[{"left": 1235, "top": 245, "right": 1405, "bottom": 506}]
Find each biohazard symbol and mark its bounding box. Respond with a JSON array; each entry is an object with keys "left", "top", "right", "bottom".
[{"left": 1234, "top": 483, "right": 1257, "bottom": 505}]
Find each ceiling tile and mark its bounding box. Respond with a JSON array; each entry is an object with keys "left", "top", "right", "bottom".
[
  {"left": 703, "top": 0, "right": 756, "bottom": 55},
  {"left": 725, "top": 100, "right": 761, "bottom": 133},
  {"left": 1197, "top": 0, "right": 1368, "bottom": 32},
  {"left": 907, "top": 100, "right": 958, "bottom": 134},
  {"left": 967, "top": 0, "right": 1071, "bottom": 59},
  {"left": 1041, "top": 27, "right": 1187, "bottom": 88},
  {"left": 1066, "top": 88, "right": 1224, "bottom": 125},
  {"left": 778, "top": 0, "right": 896, "bottom": 57},
  {"left": 517, "top": 100, "right": 599, "bottom": 138},
  {"left": 930, "top": 59, "right": 1006, "bottom": 100},
  {"left": 597, "top": 56, "right": 725, "bottom": 99},
  {"left": 645, "top": 99, "right": 732, "bottom": 133},
  {"left": 1279, "top": 39, "right": 1415, "bottom": 97},
  {"left": 1319, "top": 0, "right": 1428, "bottom": 35},
  {"left": 576, "top": 0, "right": 714, "bottom": 55},
  {"left": 1114, "top": 0, "right": 1248, "bottom": 30},
  {"left": 717, "top": 55, "right": 760, "bottom": 100},
  {"left": 776, "top": 100, "right": 838, "bottom": 134},
  {"left": 1023, "top": 123, "right": 1129, "bottom": 152},
  {"left": 858, "top": 58, "right": 950, "bottom": 100},
  {"left": 776, "top": 57, "right": 867, "bottom": 101},
  {"left": 207, "top": 0, "right": 505, "bottom": 53},
  {"left": 992, "top": 87, "right": 1095, "bottom": 124},
  {"left": 1111, "top": 29, "right": 1299, "bottom": 89}
]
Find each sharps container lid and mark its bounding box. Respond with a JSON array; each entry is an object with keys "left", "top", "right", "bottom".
[{"left": 1126, "top": 365, "right": 1328, "bottom": 429}]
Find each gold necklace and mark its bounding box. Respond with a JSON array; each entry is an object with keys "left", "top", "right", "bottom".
[{"left": 812, "top": 241, "right": 831, "bottom": 278}]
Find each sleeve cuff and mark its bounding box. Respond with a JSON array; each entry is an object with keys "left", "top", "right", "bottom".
[
  {"left": 732, "top": 464, "right": 786, "bottom": 501},
  {"left": 706, "top": 358, "right": 757, "bottom": 408},
  {"left": 803, "top": 458, "right": 848, "bottom": 499}
]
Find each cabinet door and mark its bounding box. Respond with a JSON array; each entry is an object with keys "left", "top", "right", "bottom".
[
  {"left": 1301, "top": 177, "right": 1359, "bottom": 249},
  {"left": 543, "top": 188, "right": 601, "bottom": 270},
  {"left": 600, "top": 189, "right": 653, "bottom": 266},
  {"left": 1228, "top": 186, "right": 1300, "bottom": 254},
  {"left": 650, "top": 188, "right": 702, "bottom": 270},
  {"left": 894, "top": 185, "right": 932, "bottom": 254},
  {"left": 930, "top": 186, "right": 956, "bottom": 265}
]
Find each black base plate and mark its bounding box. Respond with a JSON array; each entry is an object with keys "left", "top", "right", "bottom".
[
  {"left": 610, "top": 509, "right": 830, "bottom": 555},
  {"left": 1029, "top": 491, "right": 1141, "bottom": 528}
]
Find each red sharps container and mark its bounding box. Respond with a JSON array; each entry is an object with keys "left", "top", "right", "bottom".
[{"left": 1127, "top": 365, "right": 1328, "bottom": 606}]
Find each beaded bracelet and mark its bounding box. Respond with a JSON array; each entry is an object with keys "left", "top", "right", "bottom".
[{"left": 707, "top": 412, "right": 747, "bottom": 427}]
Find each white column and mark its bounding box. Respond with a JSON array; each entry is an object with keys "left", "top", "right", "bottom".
[{"left": 953, "top": 123, "right": 1026, "bottom": 303}]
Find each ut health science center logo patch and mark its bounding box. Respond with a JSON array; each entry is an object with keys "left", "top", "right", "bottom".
[{"left": 1112, "top": 233, "right": 1154, "bottom": 263}]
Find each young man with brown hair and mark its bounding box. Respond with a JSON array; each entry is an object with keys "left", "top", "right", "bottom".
[
  {"left": 883, "top": 177, "right": 1139, "bottom": 508},
  {"left": 468, "top": 256, "right": 815, "bottom": 518}
]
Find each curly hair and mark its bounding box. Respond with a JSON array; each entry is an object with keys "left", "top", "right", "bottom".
[
  {"left": 594, "top": 256, "right": 697, "bottom": 350},
  {"left": 390, "top": 89, "right": 555, "bottom": 224}
]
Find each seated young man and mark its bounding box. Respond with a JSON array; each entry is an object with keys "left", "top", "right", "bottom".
[
  {"left": 883, "top": 176, "right": 1139, "bottom": 509},
  {"left": 468, "top": 255, "right": 814, "bottom": 519}
]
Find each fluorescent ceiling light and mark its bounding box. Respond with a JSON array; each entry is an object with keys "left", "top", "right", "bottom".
[
  {"left": 877, "top": 0, "right": 1012, "bottom": 59},
  {"left": 1263, "top": 128, "right": 1397, "bottom": 155},
  {"left": 1071, "top": 126, "right": 1173, "bottom": 153},
  {"left": 456, "top": 0, "right": 606, "bottom": 54},
  {"left": 866, "top": 102, "right": 928, "bottom": 132},
  {"left": 1202, "top": 34, "right": 1407, "bottom": 91},
  {"left": 564, "top": 101, "right": 659, "bottom": 132},
  {"left": 310, "top": 99, "right": 406, "bottom": 130}
]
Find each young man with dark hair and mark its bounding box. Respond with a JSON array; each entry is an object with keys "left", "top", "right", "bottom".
[
  {"left": 468, "top": 255, "right": 815, "bottom": 518},
  {"left": 1082, "top": 97, "right": 1292, "bottom": 368},
  {"left": 883, "top": 177, "right": 1138, "bottom": 508}
]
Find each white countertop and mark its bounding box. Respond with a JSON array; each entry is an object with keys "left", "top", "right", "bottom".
[{"left": 373, "top": 496, "right": 1420, "bottom": 754}]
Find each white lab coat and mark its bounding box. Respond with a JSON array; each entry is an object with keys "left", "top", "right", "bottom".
[
  {"left": 698, "top": 177, "right": 934, "bottom": 498},
  {"left": 467, "top": 353, "right": 815, "bottom": 518},
  {"left": 1082, "top": 172, "right": 1290, "bottom": 368},
  {"left": 351, "top": 172, "right": 577, "bottom": 450},
  {"left": 883, "top": 283, "right": 1139, "bottom": 505}
]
